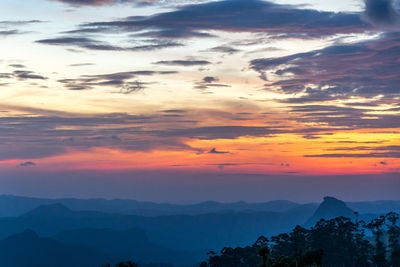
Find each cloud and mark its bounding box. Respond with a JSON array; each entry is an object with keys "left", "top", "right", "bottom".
[
  {"left": 0, "top": 110, "right": 204, "bottom": 160},
  {"left": 363, "top": 0, "right": 400, "bottom": 25},
  {"left": 78, "top": 0, "right": 369, "bottom": 39},
  {"left": 0, "top": 30, "right": 21, "bottom": 36},
  {"left": 13, "top": 70, "right": 47, "bottom": 80},
  {"left": 194, "top": 76, "right": 230, "bottom": 90},
  {"left": 208, "top": 163, "right": 239, "bottom": 170},
  {"left": 207, "top": 45, "right": 240, "bottom": 54},
  {"left": 0, "top": 68, "right": 48, "bottom": 82},
  {"left": 202, "top": 76, "right": 217, "bottom": 83},
  {"left": 0, "top": 20, "right": 43, "bottom": 26},
  {"left": 57, "top": 70, "right": 175, "bottom": 90},
  {"left": 251, "top": 32, "right": 400, "bottom": 106},
  {"left": 36, "top": 37, "right": 182, "bottom": 52},
  {"left": 19, "top": 162, "right": 36, "bottom": 167},
  {"left": 305, "top": 152, "right": 400, "bottom": 158},
  {"left": 160, "top": 109, "right": 186, "bottom": 114},
  {"left": 0, "top": 20, "right": 44, "bottom": 37},
  {"left": 287, "top": 104, "right": 400, "bottom": 130},
  {"left": 8, "top": 64, "right": 27, "bottom": 68},
  {"left": 154, "top": 60, "right": 211, "bottom": 66},
  {"left": 49, "top": 0, "right": 134, "bottom": 6},
  {"left": 305, "top": 145, "right": 400, "bottom": 158},
  {"left": 208, "top": 148, "right": 229, "bottom": 154},
  {"left": 68, "top": 63, "right": 94, "bottom": 67},
  {"left": 155, "top": 125, "right": 281, "bottom": 139}
]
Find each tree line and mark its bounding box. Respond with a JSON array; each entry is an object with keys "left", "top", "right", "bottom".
[{"left": 200, "top": 212, "right": 400, "bottom": 267}]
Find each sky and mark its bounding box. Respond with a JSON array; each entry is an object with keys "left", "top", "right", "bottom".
[{"left": 0, "top": 0, "right": 399, "bottom": 202}]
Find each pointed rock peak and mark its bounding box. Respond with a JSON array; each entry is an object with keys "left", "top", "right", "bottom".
[{"left": 305, "top": 196, "right": 355, "bottom": 227}]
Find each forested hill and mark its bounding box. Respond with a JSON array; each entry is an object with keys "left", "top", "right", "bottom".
[{"left": 201, "top": 212, "right": 400, "bottom": 267}]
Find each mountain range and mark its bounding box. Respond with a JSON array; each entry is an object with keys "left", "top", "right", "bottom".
[
  {"left": 0, "top": 195, "right": 397, "bottom": 266},
  {"left": 1, "top": 195, "right": 399, "bottom": 218}
]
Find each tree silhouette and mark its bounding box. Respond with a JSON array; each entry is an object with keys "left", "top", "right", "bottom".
[
  {"left": 386, "top": 212, "right": 400, "bottom": 266},
  {"left": 258, "top": 246, "right": 269, "bottom": 267},
  {"left": 102, "top": 261, "right": 138, "bottom": 267},
  {"left": 200, "top": 214, "right": 400, "bottom": 267},
  {"left": 368, "top": 216, "right": 387, "bottom": 267}
]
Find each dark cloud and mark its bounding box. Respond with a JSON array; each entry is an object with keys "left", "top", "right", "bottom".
[
  {"left": 13, "top": 70, "right": 47, "bottom": 80},
  {"left": 154, "top": 60, "right": 211, "bottom": 66},
  {"left": 209, "top": 148, "right": 229, "bottom": 154},
  {"left": 207, "top": 45, "right": 240, "bottom": 54},
  {"left": 8, "top": 64, "right": 26, "bottom": 68},
  {"left": 58, "top": 70, "right": 175, "bottom": 91},
  {"left": 251, "top": 32, "right": 400, "bottom": 106},
  {"left": 330, "top": 145, "right": 400, "bottom": 151},
  {"left": 0, "top": 111, "right": 202, "bottom": 160},
  {"left": 305, "top": 152, "right": 400, "bottom": 158},
  {"left": 155, "top": 126, "right": 281, "bottom": 139},
  {"left": 36, "top": 36, "right": 182, "bottom": 51},
  {"left": 4, "top": 105, "right": 347, "bottom": 161},
  {"left": 1, "top": 146, "right": 67, "bottom": 161},
  {"left": 208, "top": 163, "right": 239, "bottom": 170},
  {"left": 49, "top": 0, "right": 135, "bottom": 6},
  {"left": 19, "top": 161, "right": 36, "bottom": 167},
  {"left": 0, "top": 68, "right": 48, "bottom": 82},
  {"left": 50, "top": 0, "right": 181, "bottom": 7},
  {"left": 194, "top": 76, "right": 230, "bottom": 90},
  {"left": 0, "top": 30, "right": 21, "bottom": 36},
  {"left": 202, "top": 76, "right": 218, "bottom": 83},
  {"left": 79, "top": 0, "right": 369, "bottom": 39},
  {"left": 288, "top": 104, "right": 400, "bottom": 130},
  {"left": 68, "top": 63, "right": 94, "bottom": 67},
  {"left": 0, "top": 20, "right": 43, "bottom": 38},
  {"left": 0, "top": 20, "right": 44, "bottom": 26},
  {"left": 364, "top": 0, "right": 400, "bottom": 25},
  {"left": 160, "top": 109, "right": 186, "bottom": 114},
  {"left": 305, "top": 145, "right": 400, "bottom": 158}
]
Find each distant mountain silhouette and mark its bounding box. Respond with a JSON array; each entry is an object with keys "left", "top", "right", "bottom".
[
  {"left": 347, "top": 200, "right": 400, "bottom": 214},
  {"left": 0, "top": 196, "right": 389, "bottom": 267},
  {"left": 0, "top": 195, "right": 300, "bottom": 217},
  {"left": 54, "top": 228, "right": 204, "bottom": 265},
  {"left": 305, "top": 196, "right": 356, "bottom": 227},
  {"left": 21, "top": 203, "right": 109, "bottom": 218},
  {"left": 21, "top": 203, "right": 75, "bottom": 217},
  {"left": 1, "top": 194, "right": 398, "bottom": 218},
  {"left": 0, "top": 204, "right": 314, "bottom": 251},
  {"left": 0, "top": 229, "right": 113, "bottom": 267}
]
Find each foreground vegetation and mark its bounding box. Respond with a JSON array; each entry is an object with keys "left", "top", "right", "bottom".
[{"left": 200, "top": 212, "right": 400, "bottom": 267}]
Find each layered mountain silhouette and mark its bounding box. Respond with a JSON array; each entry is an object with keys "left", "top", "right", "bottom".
[
  {"left": 0, "top": 229, "right": 113, "bottom": 267},
  {"left": 54, "top": 228, "right": 203, "bottom": 265},
  {"left": 1, "top": 194, "right": 398, "bottom": 218},
  {"left": 0, "top": 195, "right": 394, "bottom": 266},
  {"left": 0, "top": 203, "right": 314, "bottom": 250},
  {"left": 0, "top": 195, "right": 300, "bottom": 217}
]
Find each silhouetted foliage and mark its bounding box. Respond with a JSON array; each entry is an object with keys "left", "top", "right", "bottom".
[
  {"left": 387, "top": 212, "right": 400, "bottom": 267},
  {"left": 368, "top": 216, "right": 387, "bottom": 267},
  {"left": 201, "top": 213, "right": 400, "bottom": 267},
  {"left": 102, "top": 261, "right": 138, "bottom": 267}
]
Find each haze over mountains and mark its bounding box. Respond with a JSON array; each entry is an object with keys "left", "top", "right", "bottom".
[
  {"left": 0, "top": 195, "right": 302, "bottom": 217},
  {"left": 0, "top": 195, "right": 399, "bottom": 266},
  {"left": 1, "top": 194, "right": 400, "bottom": 218}
]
